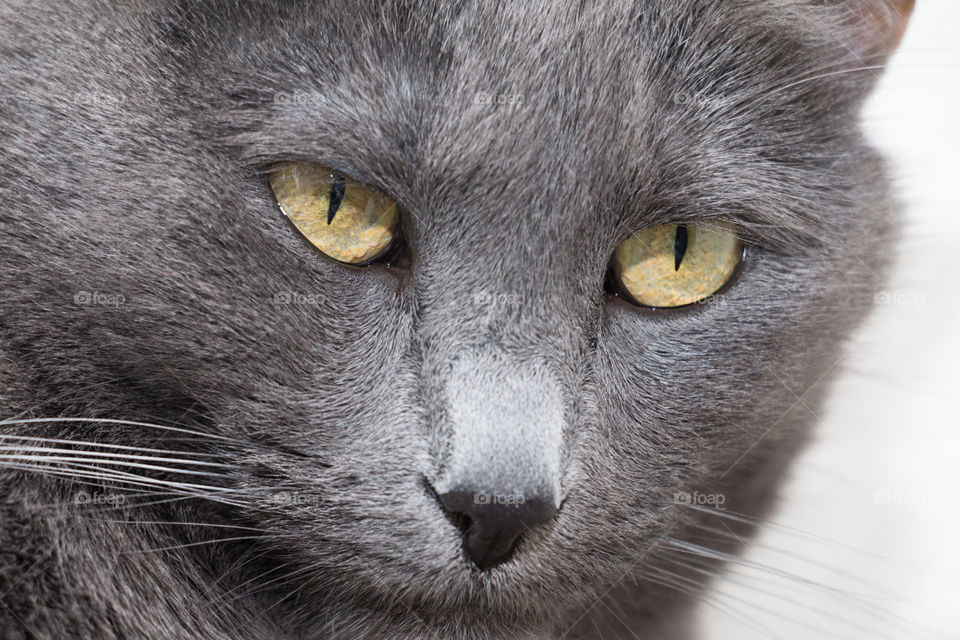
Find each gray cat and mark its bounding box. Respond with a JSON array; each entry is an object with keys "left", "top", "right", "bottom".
[{"left": 0, "top": 1, "right": 913, "bottom": 638}]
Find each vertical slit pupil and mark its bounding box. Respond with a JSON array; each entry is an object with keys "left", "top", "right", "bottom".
[
  {"left": 674, "top": 224, "right": 689, "bottom": 271},
  {"left": 327, "top": 176, "right": 347, "bottom": 224}
]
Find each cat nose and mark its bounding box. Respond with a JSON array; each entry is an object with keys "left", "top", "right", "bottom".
[{"left": 436, "top": 489, "right": 558, "bottom": 570}]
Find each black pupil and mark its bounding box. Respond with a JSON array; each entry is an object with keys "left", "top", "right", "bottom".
[
  {"left": 327, "top": 176, "right": 347, "bottom": 224},
  {"left": 674, "top": 224, "right": 689, "bottom": 271}
]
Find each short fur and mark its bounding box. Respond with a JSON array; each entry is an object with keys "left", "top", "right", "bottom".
[{"left": 0, "top": 1, "right": 909, "bottom": 638}]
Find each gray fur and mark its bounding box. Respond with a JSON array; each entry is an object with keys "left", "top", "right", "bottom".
[{"left": 0, "top": 1, "right": 909, "bottom": 638}]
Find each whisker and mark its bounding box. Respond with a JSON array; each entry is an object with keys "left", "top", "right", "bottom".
[
  {"left": 676, "top": 504, "right": 882, "bottom": 555},
  {"left": 219, "top": 562, "right": 316, "bottom": 607},
  {"left": 201, "top": 541, "right": 278, "bottom": 600},
  {"left": 209, "top": 561, "right": 295, "bottom": 606},
  {"left": 0, "top": 454, "right": 235, "bottom": 477},
  {"left": 664, "top": 537, "right": 860, "bottom": 589},
  {"left": 0, "top": 446, "right": 239, "bottom": 468},
  {"left": 661, "top": 540, "right": 949, "bottom": 639},
  {"left": 660, "top": 558, "right": 872, "bottom": 638},
  {"left": 681, "top": 519, "right": 904, "bottom": 600},
  {"left": 0, "top": 462, "right": 250, "bottom": 507},
  {"left": 0, "top": 417, "right": 241, "bottom": 444},
  {"left": 661, "top": 552, "right": 866, "bottom": 633},
  {"left": 96, "top": 520, "right": 272, "bottom": 533},
  {"left": 0, "top": 434, "right": 226, "bottom": 457},
  {"left": 644, "top": 566, "right": 782, "bottom": 638},
  {"left": 75, "top": 490, "right": 254, "bottom": 514},
  {"left": 120, "top": 535, "right": 295, "bottom": 555}
]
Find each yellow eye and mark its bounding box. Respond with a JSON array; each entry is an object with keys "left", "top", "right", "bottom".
[
  {"left": 611, "top": 222, "right": 741, "bottom": 308},
  {"left": 268, "top": 162, "right": 400, "bottom": 265}
]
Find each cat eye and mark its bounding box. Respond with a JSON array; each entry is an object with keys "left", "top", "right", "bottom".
[
  {"left": 610, "top": 222, "right": 741, "bottom": 308},
  {"left": 268, "top": 162, "right": 400, "bottom": 265}
]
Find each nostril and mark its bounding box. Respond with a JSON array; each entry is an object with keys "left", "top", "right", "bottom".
[
  {"left": 434, "top": 489, "right": 558, "bottom": 570},
  {"left": 423, "top": 478, "right": 471, "bottom": 535}
]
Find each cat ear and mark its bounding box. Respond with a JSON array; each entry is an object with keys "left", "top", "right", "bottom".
[{"left": 839, "top": 0, "right": 915, "bottom": 61}]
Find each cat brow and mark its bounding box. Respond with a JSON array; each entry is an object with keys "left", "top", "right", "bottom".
[{"left": 614, "top": 162, "right": 845, "bottom": 253}]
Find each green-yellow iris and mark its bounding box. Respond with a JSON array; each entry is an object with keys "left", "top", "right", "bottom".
[
  {"left": 612, "top": 222, "right": 740, "bottom": 308},
  {"left": 269, "top": 162, "right": 399, "bottom": 264}
]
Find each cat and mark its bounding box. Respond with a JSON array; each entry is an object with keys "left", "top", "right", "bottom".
[{"left": 0, "top": 1, "right": 913, "bottom": 638}]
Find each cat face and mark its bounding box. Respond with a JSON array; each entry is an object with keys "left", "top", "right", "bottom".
[{"left": 0, "top": 0, "right": 910, "bottom": 637}]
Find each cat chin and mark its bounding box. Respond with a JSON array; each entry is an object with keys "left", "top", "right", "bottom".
[
  {"left": 283, "top": 557, "right": 586, "bottom": 625},
  {"left": 287, "top": 588, "right": 598, "bottom": 640},
  {"left": 225, "top": 525, "right": 589, "bottom": 636},
  {"left": 285, "top": 577, "right": 693, "bottom": 640},
  {"left": 249, "top": 529, "right": 689, "bottom": 639}
]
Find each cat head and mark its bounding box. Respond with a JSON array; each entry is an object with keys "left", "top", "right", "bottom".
[{"left": 0, "top": 0, "right": 911, "bottom": 637}]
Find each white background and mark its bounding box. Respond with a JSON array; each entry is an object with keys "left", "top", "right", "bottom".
[{"left": 700, "top": 2, "right": 960, "bottom": 638}]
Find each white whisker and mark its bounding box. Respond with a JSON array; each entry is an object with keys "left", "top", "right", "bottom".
[
  {"left": 645, "top": 567, "right": 783, "bottom": 638},
  {"left": 0, "top": 462, "right": 251, "bottom": 508},
  {"left": 121, "top": 535, "right": 294, "bottom": 555},
  {"left": 0, "top": 417, "right": 240, "bottom": 443},
  {"left": 0, "top": 454, "right": 233, "bottom": 477},
  {"left": 0, "top": 434, "right": 226, "bottom": 457},
  {"left": 0, "top": 445, "right": 238, "bottom": 468}
]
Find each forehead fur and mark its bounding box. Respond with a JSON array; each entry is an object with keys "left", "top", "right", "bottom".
[{"left": 150, "top": 0, "right": 884, "bottom": 253}]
